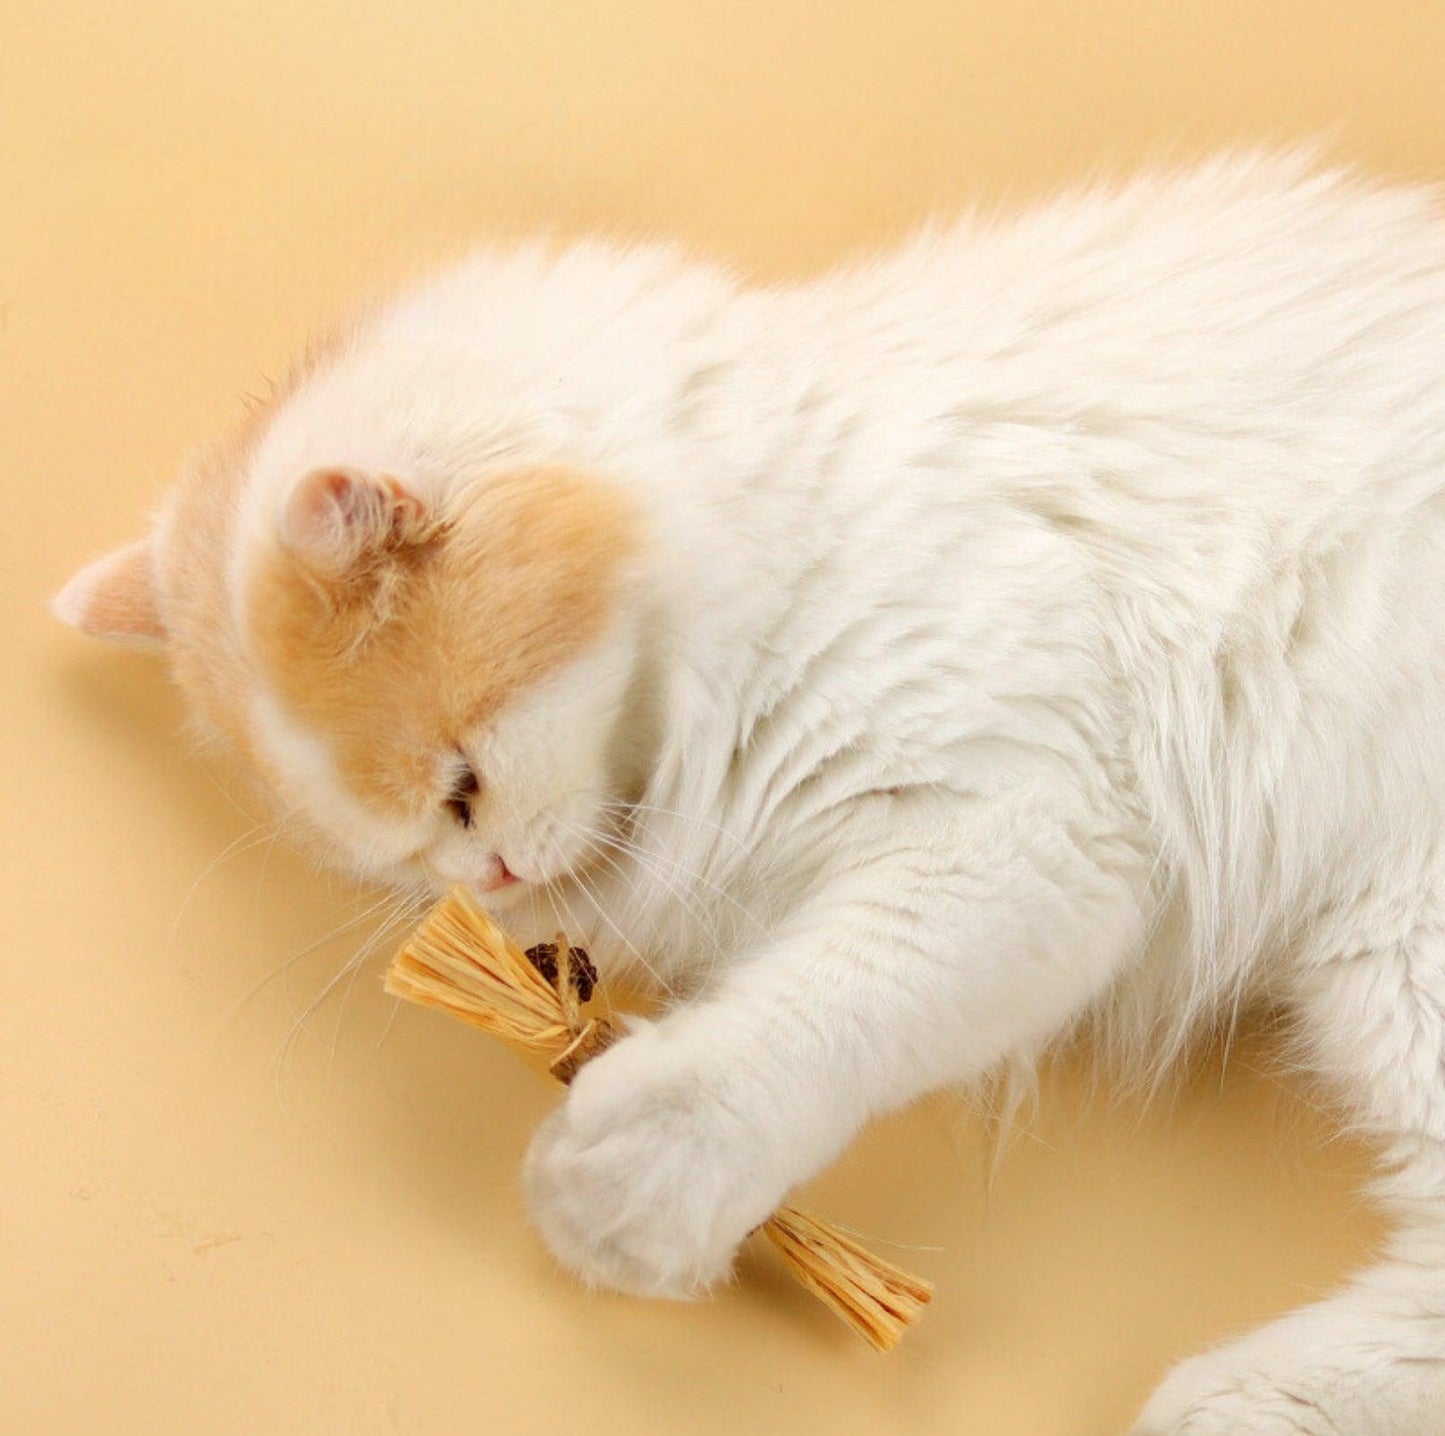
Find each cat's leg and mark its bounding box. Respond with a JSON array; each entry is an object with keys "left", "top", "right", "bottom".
[
  {"left": 1133, "top": 921, "right": 1445, "bottom": 1435},
  {"left": 523, "top": 786, "right": 1150, "bottom": 1297}
]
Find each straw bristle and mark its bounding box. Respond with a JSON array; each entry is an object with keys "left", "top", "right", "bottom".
[
  {"left": 762, "top": 1207, "right": 934, "bottom": 1351},
  {"left": 384, "top": 888, "right": 573, "bottom": 1053}
]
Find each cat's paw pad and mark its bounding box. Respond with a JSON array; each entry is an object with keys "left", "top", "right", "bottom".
[{"left": 522, "top": 1019, "right": 783, "bottom": 1298}]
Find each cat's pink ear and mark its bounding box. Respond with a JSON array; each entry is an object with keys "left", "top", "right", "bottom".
[
  {"left": 52, "top": 538, "right": 166, "bottom": 645},
  {"left": 279, "top": 468, "right": 431, "bottom": 576}
]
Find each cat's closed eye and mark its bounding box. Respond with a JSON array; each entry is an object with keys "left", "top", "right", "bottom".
[{"left": 445, "top": 764, "right": 481, "bottom": 829}]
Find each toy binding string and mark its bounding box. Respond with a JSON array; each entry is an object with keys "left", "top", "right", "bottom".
[{"left": 384, "top": 886, "right": 933, "bottom": 1351}]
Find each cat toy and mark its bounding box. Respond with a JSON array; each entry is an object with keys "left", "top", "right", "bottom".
[{"left": 384, "top": 887, "right": 933, "bottom": 1350}]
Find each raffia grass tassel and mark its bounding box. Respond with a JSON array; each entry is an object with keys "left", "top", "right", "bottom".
[{"left": 384, "top": 886, "right": 933, "bottom": 1351}]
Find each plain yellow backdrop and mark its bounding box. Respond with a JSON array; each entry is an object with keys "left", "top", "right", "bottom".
[{"left": 6, "top": 2, "right": 1443, "bottom": 1432}]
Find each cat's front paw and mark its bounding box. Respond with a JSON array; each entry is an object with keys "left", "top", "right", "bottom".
[{"left": 522, "top": 1018, "right": 786, "bottom": 1298}]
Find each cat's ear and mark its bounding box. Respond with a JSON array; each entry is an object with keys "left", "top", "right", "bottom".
[
  {"left": 52, "top": 538, "right": 166, "bottom": 645},
  {"left": 279, "top": 468, "right": 433, "bottom": 577}
]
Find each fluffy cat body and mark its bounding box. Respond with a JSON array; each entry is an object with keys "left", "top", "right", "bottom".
[{"left": 58, "top": 153, "right": 1445, "bottom": 1432}]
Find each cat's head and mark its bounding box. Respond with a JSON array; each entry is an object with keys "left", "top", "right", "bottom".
[{"left": 54, "top": 411, "right": 653, "bottom": 906}]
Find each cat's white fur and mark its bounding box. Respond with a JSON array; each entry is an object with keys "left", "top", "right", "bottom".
[{"left": 62, "top": 151, "right": 1445, "bottom": 1431}]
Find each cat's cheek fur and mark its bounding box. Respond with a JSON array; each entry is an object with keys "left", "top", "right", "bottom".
[
  {"left": 522, "top": 1018, "right": 786, "bottom": 1297},
  {"left": 247, "top": 688, "right": 435, "bottom": 877},
  {"left": 464, "top": 617, "right": 650, "bottom": 884}
]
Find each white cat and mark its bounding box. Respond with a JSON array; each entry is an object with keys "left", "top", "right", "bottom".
[{"left": 55, "top": 150, "right": 1445, "bottom": 1432}]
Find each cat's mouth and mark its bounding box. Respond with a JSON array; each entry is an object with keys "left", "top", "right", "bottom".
[{"left": 475, "top": 852, "right": 521, "bottom": 894}]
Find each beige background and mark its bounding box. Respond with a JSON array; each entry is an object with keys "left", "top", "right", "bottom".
[{"left": 5, "top": 2, "right": 1442, "bottom": 1432}]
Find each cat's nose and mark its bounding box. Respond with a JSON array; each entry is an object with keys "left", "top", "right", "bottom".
[{"left": 476, "top": 852, "right": 520, "bottom": 893}]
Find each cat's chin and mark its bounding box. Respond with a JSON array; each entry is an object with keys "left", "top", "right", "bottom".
[{"left": 471, "top": 874, "right": 531, "bottom": 912}]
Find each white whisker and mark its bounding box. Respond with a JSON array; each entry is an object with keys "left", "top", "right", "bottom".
[
  {"left": 599, "top": 825, "right": 770, "bottom": 943},
  {"left": 228, "top": 888, "right": 399, "bottom": 1021},
  {"left": 562, "top": 817, "right": 729, "bottom": 982},
  {"left": 596, "top": 793, "right": 785, "bottom": 927},
  {"left": 546, "top": 826, "right": 679, "bottom": 999},
  {"left": 253, "top": 802, "right": 303, "bottom": 919},
  {"left": 270, "top": 889, "right": 428, "bottom": 1092},
  {"left": 167, "top": 823, "right": 272, "bottom": 959}
]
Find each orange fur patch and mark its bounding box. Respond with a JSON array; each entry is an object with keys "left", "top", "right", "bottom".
[
  {"left": 159, "top": 323, "right": 357, "bottom": 769},
  {"left": 245, "top": 465, "right": 641, "bottom": 815}
]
